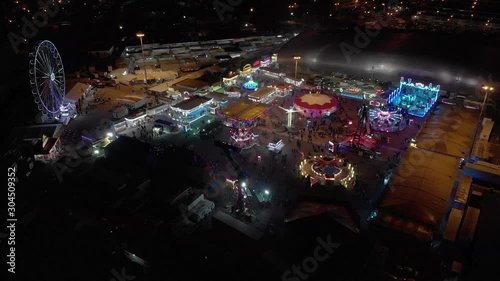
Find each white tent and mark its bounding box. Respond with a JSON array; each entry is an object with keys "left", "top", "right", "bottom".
[{"left": 65, "top": 82, "right": 90, "bottom": 103}]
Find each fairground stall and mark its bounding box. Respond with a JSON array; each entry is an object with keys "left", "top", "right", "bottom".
[
  {"left": 294, "top": 92, "right": 338, "bottom": 118},
  {"left": 125, "top": 112, "right": 148, "bottom": 127},
  {"left": 218, "top": 100, "right": 270, "bottom": 128},
  {"left": 169, "top": 96, "right": 213, "bottom": 131},
  {"left": 269, "top": 82, "right": 293, "bottom": 97},
  {"left": 368, "top": 105, "right": 408, "bottom": 132},
  {"left": 259, "top": 67, "right": 284, "bottom": 80},
  {"left": 386, "top": 77, "right": 440, "bottom": 117},
  {"left": 267, "top": 138, "right": 285, "bottom": 152},
  {"left": 299, "top": 155, "right": 356, "bottom": 188},
  {"left": 64, "top": 82, "right": 93, "bottom": 117},
  {"left": 339, "top": 84, "right": 364, "bottom": 100},
  {"left": 223, "top": 86, "right": 241, "bottom": 98},
  {"left": 248, "top": 87, "right": 275, "bottom": 104}
]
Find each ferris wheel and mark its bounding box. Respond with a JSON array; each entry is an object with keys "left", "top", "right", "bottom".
[{"left": 29, "top": 40, "right": 66, "bottom": 118}]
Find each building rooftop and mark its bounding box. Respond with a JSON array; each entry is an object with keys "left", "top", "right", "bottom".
[
  {"left": 171, "top": 96, "right": 212, "bottom": 111},
  {"left": 376, "top": 147, "right": 460, "bottom": 239},
  {"left": 212, "top": 211, "right": 263, "bottom": 241},
  {"left": 174, "top": 79, "right": 209, "bottom": 90},
  {"left": 248, "top": 87, "right": 274, "bottom": 100},
  {"left": 220, "top": 101, "right": 270, "bottom": 121},
  {"left": 466, "top": 191, "right": 500, "bottom": 280},
  {"left": 206, "top": 91, "right": 227, "bottom": 101},
  {"left": 415, "top": 103, "right": 479, "bottom": 158},
  {"left": 65, "top": 82, "right": 90, "bottom": 102}
]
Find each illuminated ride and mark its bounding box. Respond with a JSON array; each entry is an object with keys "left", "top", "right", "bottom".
[
  {"left": 338, "top": 104, "right": 379, "bottom": 155},
  {"left": 294, "top": 92, "right": 338, "bottom": 118},
  {"left": 386, "top": 77, "right": 440, "bottom": 117},
  {"left": 29, "top": 40, "right": 66, "bottom": 122},
  {"left": 299, "top": 155, "right": 356, "bottom": 188},
  {"left": 267, "top": 138, "right": 284, "bottom": 152},
  {"left": 229, "top": 127, "right": 259, "bottom": 150},
  {"left": 368, "top": 105, "right": 407, "bottom": 132},
  {"left": 242, "top": 80, "right": 258, "bottom": 91}
]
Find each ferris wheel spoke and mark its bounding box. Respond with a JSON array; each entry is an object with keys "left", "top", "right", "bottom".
[
  {"left": 36, "top": 64, "right": 49, "bottom": 75},
  {"left": 35, "top": 58, "right": 49, "bottom": 75},
  {"left": 54, "top": 67, "right": 64, "bottom": 74},
  {"left": 42, "top": 51, "right": 53, "bottom": 74},
  {"left": 39, "top": 52, "right": 50, "bottom": 72}
]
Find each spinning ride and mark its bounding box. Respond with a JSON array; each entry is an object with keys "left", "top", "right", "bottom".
[
  {"left": 299, "top": 155, "right": 356, "bottom": 188},
  {"left": 29, "top": 40, "right": 66, "bottom": 122},
  {"left": 369, "top": 106, "right": 407, "bottom": 132},
  {"left": 242, "top": 80, "right": 258, "bottom": 91},
  {"left": 230, "top": 127, "right": 258, "bottom": 150}
]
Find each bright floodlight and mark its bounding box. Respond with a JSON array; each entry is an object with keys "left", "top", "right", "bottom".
[
  {"left": 265, "top": 190, "right": 269, "bottom": 195},
  {"left": 293, "top": 56, "right": 301, "bottom": 60},
  {"left": 241, "top": 182, "right": 247, "bottom": 188},
  {"left": 106, "top": 132, "right": 113, "bottom": 138},
  {"left": 136, "top": 32, "right": 145, "bottom": 38},
  {"left": 482, "top": 85, "right": 494, "bottom": 91},
  {"left": 94, "top": 149, "right": 99, "bottom": 155}
]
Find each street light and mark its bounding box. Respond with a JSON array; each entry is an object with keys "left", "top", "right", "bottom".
[
  {"left": 480, "top": 85, "right": 494, "bottom": 120},
  {"left": 293, "top": 56, "right": 301, "bottom": 82},
  {"left": 136, "top": 32, "right": 148, "bottom": 84}
]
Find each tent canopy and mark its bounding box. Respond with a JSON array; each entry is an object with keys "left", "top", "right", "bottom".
[
  {"left": 414, "top": 103, "right": 479, "bottom": 158},
  {"left": 65, "top": 82, "right": 89, "bottom": 103},
  {"left": 379, "top": 147, "right": 460, "bottom": 227},
  {"left": 285, "top": 201, "right": 359, "bottom": 233}
]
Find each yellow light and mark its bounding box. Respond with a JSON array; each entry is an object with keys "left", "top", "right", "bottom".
[{"left": 136, "top": 32, "right": 145, "bottom": 38}]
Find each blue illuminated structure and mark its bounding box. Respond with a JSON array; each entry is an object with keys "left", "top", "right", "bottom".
[
  {"left": 242, "top": 80, "right": 258, "bottom": 91},
  {"left": 386, "top": 77, "right": 440, "bottom": 117}
]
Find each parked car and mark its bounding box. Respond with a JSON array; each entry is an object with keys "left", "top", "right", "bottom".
[{"left": 93, "top": 79, "right": 104, "bottom": 88}]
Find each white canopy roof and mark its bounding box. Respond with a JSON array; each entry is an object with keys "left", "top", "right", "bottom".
[{"left": 65, "top": 82, "right": 89, "bottom": 103}]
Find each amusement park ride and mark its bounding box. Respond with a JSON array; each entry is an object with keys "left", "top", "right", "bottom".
[
  {"left": 214, "top": 141, "right": 265, "bottom": 213},
  {"left": 351, "top": 104, "right": 371, "bottom": 146},
  {"left": 29, "top": 40, "right": 71, "bottom": 123}
]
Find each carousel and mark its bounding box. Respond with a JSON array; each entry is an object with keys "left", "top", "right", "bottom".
[
  {"left": 229, "top": 127, "right": 259, "bottom": 150},
  {"left": 242, "top": 80, "right": 258, "bottom": 91},
  {"left": 299, "top": 155, "right": 356, "bottom": 188},
  {"left": 294, "top": 92, "right": 338, "bottom": 118},
  {"left": 368, "top": 106, "right": 407, "bottom": 132}
]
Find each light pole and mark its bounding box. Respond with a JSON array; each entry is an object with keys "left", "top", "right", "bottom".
[
  {"left": 480, "top": 85, "right": 494, "bottom": 120},
  {"left": 293, "top": 56, "right": 301, "bottom": 83},
  {"left": 136, "top": 32, "right": 148, "bottom": 84},
  {"left": 279, "top": 106, "right": 300, "bottom": 128}
]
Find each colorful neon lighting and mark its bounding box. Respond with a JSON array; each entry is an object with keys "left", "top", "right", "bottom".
[
  {"left": 386, "top": 77, "right": 440, "bottom": 117},
  {"left": 242, "top": 80, "right": 258, "bottom": 91}
]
